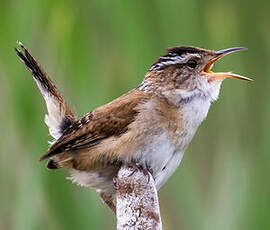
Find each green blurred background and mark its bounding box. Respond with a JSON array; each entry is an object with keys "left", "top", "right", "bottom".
[{"left": 0, "top": 0, "right": 269, "bottom": 229}]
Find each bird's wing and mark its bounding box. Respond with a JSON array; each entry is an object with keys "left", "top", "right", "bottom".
[
  {"left": 40, "top": 89, "right": 151, "bottom": 161},
  {"left": 15, "top": 42, "right": 75, "bottom": 139}
]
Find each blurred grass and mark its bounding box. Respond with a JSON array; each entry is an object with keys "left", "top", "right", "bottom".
[{"left": 0, "top": 0, "right": 270, "bottom": 229}]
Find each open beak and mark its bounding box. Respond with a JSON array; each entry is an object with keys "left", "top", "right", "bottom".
[{"left": 202, "top": 47, "right": 253, "bottom": 82}]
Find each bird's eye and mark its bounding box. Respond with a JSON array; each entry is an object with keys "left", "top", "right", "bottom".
[{"left": 187, "top": 59, "right": 197, "bottom": 69}]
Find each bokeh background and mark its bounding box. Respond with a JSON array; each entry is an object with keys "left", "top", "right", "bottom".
[{"left": 0, "top": 0, "right": 269, "bottom": 229}]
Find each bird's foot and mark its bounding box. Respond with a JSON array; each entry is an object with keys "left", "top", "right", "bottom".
[{"left": 127, "top": 161, "right": 152, "bottom": 183}]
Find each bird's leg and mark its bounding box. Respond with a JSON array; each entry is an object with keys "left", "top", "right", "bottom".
[
  {"left": 99, "top": 162, "right": 152, "bottom": 214},
  {"left": 99, "top": 192, "right": 116, "bottom": 214}
]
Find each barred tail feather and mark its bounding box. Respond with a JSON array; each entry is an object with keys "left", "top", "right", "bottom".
[{"left": 15, "top": 41, "right": 75, "bottom": 140}]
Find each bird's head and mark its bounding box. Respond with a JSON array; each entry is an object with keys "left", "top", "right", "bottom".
[{"left": 141, "top": 46, "right": 252, "bottom": 104}]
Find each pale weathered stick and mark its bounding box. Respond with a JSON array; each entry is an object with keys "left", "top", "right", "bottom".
[{"left": 116, "top": 165, "right": 162, "bottom": 230}]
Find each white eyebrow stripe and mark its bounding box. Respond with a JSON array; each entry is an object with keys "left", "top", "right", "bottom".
[
  {"left": 160, "top": 56, "right": 182, "bottom": 61},
  {"left": 150, "top": 56, "right": 184, "bottom": 71},
  {"left": 149, "top": 53, "right": 201, "bottom": 71}
]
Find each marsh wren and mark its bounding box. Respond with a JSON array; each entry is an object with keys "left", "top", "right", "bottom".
[{"left": 15, "top": 42, "right": 252, "bottom": 213}]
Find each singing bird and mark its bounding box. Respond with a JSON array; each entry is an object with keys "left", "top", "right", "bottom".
[{"left": 15, "top": 42, "right": 251, "bottom": 213}]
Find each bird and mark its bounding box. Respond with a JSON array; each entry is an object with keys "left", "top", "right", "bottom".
[{"left": 15, "top": 42, "right": 252, "bottom": 213}]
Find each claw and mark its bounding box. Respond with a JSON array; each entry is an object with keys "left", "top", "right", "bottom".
[{"left": 127, "top": 161, "right": 152, "bottom": 183}]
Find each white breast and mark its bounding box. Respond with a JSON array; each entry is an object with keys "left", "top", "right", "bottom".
[
  {"left": 135, "top": 132, "right": 176, "bottom": 174},
  {"left": 182, "top": 97, "right": 211, "bottom": 132},
  {"left": 136, "top": 97, "right": 211, "bottom": 190}
]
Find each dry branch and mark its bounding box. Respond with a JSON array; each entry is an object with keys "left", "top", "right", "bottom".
[{"left": 116, "top": 165, "right": 162, "bottom": 230}]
